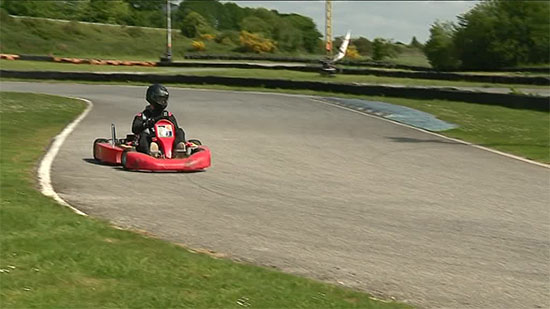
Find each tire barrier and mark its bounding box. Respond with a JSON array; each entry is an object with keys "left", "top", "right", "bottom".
[
  {"left": 52, "top": 57, "right": 156, "bottom": 66},
  {"left": 2, "top": 53, "right": 547, "bottom": 85},
  {"left": 161, "top": 61, "right": 550, "bottom": 86},
  {"left": 341, "top": 68, "right": 550, "bottom": 86},
  {"left": 1, "top": 70, "right": 548, "bottom": 111},
  {"left": 0, "top": 54, "right": 20, "bottom": 60},
  {"left": 17, "top": 54, "right": 55, "bottom": 61},
  {"left": 183, "top": 53, "right": 550, "bottom": 73},
  {"left": 1, "top": 54, "right": 156, "bottom": 66}
]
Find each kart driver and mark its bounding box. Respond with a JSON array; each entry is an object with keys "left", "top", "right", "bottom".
[{"left": 132, "top": 84, "right": 186, "bottom": 158}]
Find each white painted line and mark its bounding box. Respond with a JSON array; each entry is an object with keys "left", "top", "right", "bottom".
[
  {"left": 310, "top": 98, "right": 550, "bottom": 169},
  {"left": 38, "top": 97, "right": 93, "bottom": 216}
]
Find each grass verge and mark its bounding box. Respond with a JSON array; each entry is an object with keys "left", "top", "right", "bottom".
[{"left": 0, "top": 91, "right": 408, "bottom": 308}]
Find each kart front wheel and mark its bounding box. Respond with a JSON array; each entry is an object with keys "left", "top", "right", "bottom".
[
  {"left": 93, "top": 138, "right": 109, "bottom": 161},
  {"left": 121, "top": 149, "right": 132, "bottom": 170}
]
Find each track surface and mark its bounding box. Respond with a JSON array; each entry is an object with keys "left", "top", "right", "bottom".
[{"left": 2, "top": 82, "right": 549, "bottom": 308}]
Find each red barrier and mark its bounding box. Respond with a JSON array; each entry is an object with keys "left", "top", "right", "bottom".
[{"left": 0, "top": 54, "right": 20, "bottom": 60}]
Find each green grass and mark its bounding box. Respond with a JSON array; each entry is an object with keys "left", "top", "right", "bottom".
[
  {"left": 2, "top": 60, "right": 549, "bottom": 93},
  {"left": 0, "top": 91, "right": 409, "bottom": 308},
  {"left": 0, "top": 13, "right": 234, "bottom": 60},
  {"left": 384, "top": 49, "right": 431, "bottom": 68}
]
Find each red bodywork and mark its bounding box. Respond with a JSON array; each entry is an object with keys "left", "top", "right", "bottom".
[
  {"left": 93, "top": 119, "right": 211, "bottom": 172},
  {"left": 122, "top": 147, "right": 211, "bottom": 171},
  {"left": 94, "top": 142, "right": 126, "bottom": 165}
]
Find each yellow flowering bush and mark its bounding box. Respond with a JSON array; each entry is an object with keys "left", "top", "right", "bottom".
[
  {"left": 239, "top": 31, "right": 276, "bottom": 53},
  {"left": 191, "top": 40, "right": 206, "bottom": 51}
]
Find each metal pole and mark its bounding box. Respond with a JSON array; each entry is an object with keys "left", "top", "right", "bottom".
[
  {"left": 325, "top": 0, "right": 333, "bottom": 59},
  {"left": 165, "top": 0, "right": 172, "bottom": 61}
]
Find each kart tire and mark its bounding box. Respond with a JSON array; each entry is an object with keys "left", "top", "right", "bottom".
[
  {"left": 93, "top": 138, "right": 109, "bottom": 161},
  {"left": 188, "top": 139, "right": 202, "bottom": 146},
  {"left": 121, "top": 149, "right": 132, "bottom": 170}
]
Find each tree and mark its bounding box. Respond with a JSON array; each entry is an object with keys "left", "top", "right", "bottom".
[
  {"left": 409, "top": 36, "right": 423, "bottom": 49},
  {"left": 283, "top": 14, "right": 322, "bottom": 53},
  {"left": 181, "top": 11, "right": 213, "bottom": 38},
  {"left": 372, "top": 38, "right": 398, "bottom": 61},
  {"left": 454, "top": 0, "right": 549, "bottom": 69},
  {"left": 124, "top": 0, "right": 163, "bottom": 11},
  {"left": 272, "top": 19, "right": 303, "bottom": 52},
  {"left": 239, "top": 16, "right": 272, "bottom": 37},
  {"left": 424, "top": 21, "right": 460, "bottom": 70},
  {"left": 82, "top": 0, "right": 131, "bottom": 25},
  {"left": 353, "top": 37, "right": 372, "bottom": 56},
  {"left": 177, "top": 0, "right": 225, "bottom": 30}
]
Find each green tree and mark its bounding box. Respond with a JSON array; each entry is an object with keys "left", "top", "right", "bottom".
[
  {"left": 1, "top": 0, "right": 88, "bottom": 20},
  {"left": 82, "top": 0, "right": 131, "bottom": 25},
  {"left": 353, "top": 37, "right": 372, "bottom": 56},
  {"left": 272, "top": 20, "right": 303, "bottom": 52},
  {"left": 181, "top": 11, "right": 213, "bottom": 38},
  {"left": 283, "top": 14, "right": 321, "bottom": 53},
  {"left": 239, "top": 16, "right": 272, "bottom": 37},
  {"left": 454, "top": 0, "right": 549, "bottom": 69},
  {"left": 372, "top": 38, "right": 398, "bottom": 61},
  {"left": 409, "top": 36, "right": 423, "bottom": 49},
  {"left": 124, "top": 0, "right": 163, "bottom": 11},
  {"left": 424, "top": 21, "right": 461, "bottom": 70},
  {"left": 177, "top": 0, "right": 225, "bottom": 30}
]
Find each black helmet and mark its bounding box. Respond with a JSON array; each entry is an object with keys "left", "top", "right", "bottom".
[{"left": 146, "top": 84, "right": 169, "bottom": 110}]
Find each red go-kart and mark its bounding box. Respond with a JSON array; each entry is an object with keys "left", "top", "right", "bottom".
[{"left": 93, "top": 119, "right": 211, "bottom": 172}]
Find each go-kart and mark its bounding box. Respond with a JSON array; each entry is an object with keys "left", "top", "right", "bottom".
[{"left": 93, "top": 119, "right": 211, "bottom": 172}]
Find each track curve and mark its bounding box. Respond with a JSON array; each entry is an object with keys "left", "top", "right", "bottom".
[{"left": 2, "top": 82, "right": 549, "bottom": 309}]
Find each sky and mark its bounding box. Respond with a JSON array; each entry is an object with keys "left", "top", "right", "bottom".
[{"left": 223, "top": 1, "right": 479, "bottom": 43}]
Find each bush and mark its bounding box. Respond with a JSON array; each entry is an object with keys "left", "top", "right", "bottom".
[
  {"left": 191, "top": 40, "right": 206, "bottom": 51},
  {"left": 239, "top": 31, "right": 276, "bottom": 53},
  {"left": 345, "top": 45, "right": 361, "bottom": 60},
  {"left": 199, "top": 33, "right": 215, "bottom": 41}
]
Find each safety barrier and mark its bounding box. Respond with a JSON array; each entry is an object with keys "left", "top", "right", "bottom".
[
  {"left": 182, "top": 54, "right": 550, "bottom": 73},
  {"left": 1, "top": 70, "right": 547, "bottom": 111},
  {"left": 1, "top": 54, "right": 156, "bottom": 66},
  {"left": 0, "top": 54, "right": 20, "bottom": 60},
  {"left": 160, "top": 61, "right": 550, "bottom": 86},
  {"left": 3, "top": 53, "right": 547, "bottom": 86}
]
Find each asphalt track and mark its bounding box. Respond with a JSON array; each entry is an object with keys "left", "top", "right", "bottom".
[{"left": 2, "top": 82, "right": 549, "bottom": 309}]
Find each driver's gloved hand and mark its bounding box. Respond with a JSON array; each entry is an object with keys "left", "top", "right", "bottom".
[{"left": 144, "top": 118, "right": 156, "bottom": 128}]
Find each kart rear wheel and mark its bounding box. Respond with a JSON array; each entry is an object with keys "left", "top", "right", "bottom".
[{"left": 93, "top": 138, "right": 109, "bottom": 161}]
